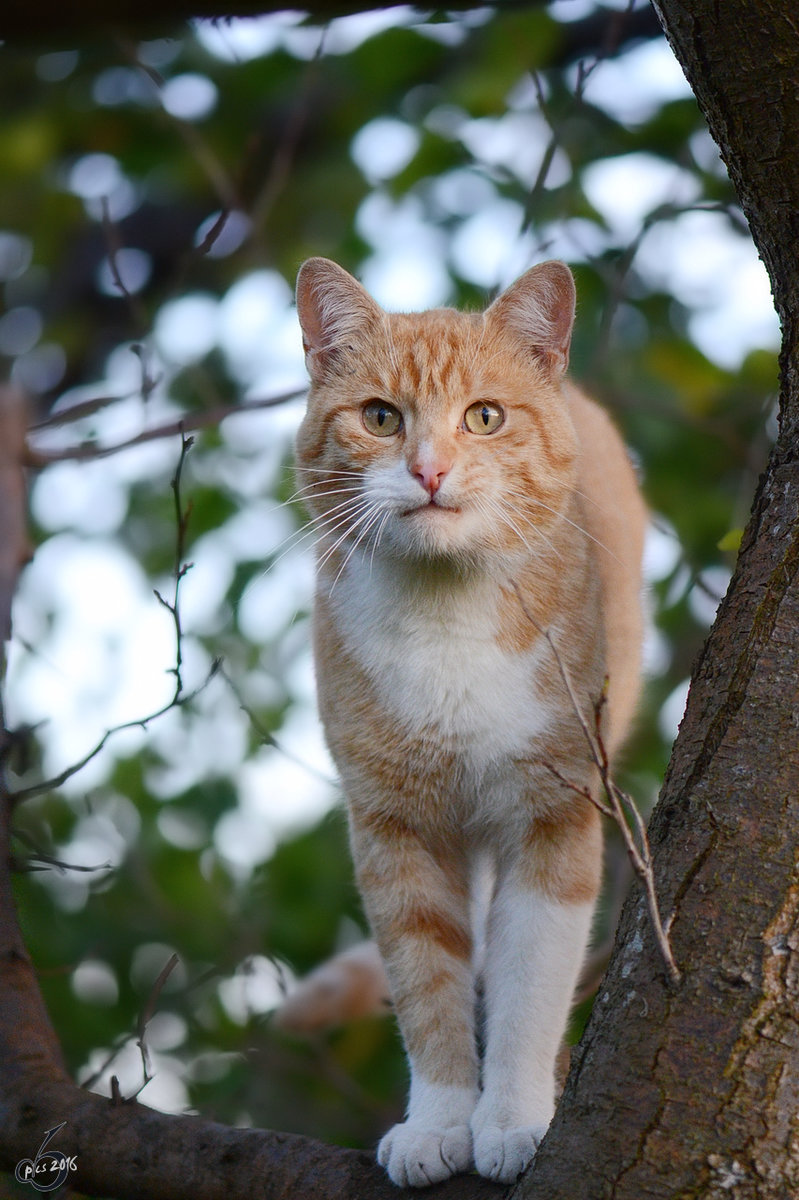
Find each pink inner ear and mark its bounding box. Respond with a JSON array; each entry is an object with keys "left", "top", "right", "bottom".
[
  {"left": 296, "top": 258, "right": 382, "bottom": 361},
  {"left": 488, "top": 261, "right": 576, "bottom": 372},
  {"left": 296, "top": 260, "right": 337, "bottom": 356}
]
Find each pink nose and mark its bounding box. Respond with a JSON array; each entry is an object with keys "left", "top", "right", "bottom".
[{"left": 412, "top": 461, "right": 449, "bottom": 496}]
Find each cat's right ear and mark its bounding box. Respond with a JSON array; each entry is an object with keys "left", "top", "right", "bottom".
[
  {"left": 296, "top": 258, "right": 382, "bottom": 383},
  {"left": 486, "top": 261, "right": 576, "bottom": 375}
]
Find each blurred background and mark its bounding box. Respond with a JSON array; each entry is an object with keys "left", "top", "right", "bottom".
[{"left": 2, "top": 0, "right": 780, "bottom": 1164}]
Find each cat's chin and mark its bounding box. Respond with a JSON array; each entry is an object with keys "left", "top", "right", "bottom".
[
  {"left": 396, "top": 502, "right": 466, "bottom": 551},
  {"left": 384, "top": 507, "right": 500, "bottom": 571}
]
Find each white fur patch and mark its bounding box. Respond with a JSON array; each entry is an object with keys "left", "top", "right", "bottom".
[
  {"left": 328, "top": 551, "right": 552, "bottom": 768},
  {"left": 378, "top": 1079, "right": 477, "bottom": 1188},
  {"left": 472, "top": 887, "right": 594, "bottom": 1182}
]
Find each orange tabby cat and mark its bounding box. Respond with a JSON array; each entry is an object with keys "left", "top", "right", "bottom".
[{"left": 293, "top": 257, "right": 646, "bottom": 1186}]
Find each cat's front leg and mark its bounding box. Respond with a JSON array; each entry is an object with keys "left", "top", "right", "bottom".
[
  {"left": 350, "top": 816, "right": 479, "bottom": 1187},
  {"left": 471, "top": 802, "right": 601, "bottom": 1184}
]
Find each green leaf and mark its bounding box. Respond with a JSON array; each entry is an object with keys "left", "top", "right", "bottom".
[{"left": 717, "top": 528, "right": 743, "bottom": 553}]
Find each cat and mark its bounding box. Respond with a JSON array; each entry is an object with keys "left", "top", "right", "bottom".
[{"left": 291, "top": 256, "right": 647, "bottom": 1187}]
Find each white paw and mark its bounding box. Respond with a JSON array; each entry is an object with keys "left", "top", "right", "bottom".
[
  {"left": 377, "top": 1121, "right": 473, "bottom": 1188},
  {"left": 472, "top": 1124, "right": 545, "bottom": 1183}
]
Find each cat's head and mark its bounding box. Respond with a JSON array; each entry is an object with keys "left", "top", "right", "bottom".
[{"left": 295, "top": 258, "right": 579, "bottom": 572}]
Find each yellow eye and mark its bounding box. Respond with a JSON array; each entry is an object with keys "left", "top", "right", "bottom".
[
  {"left": 463, "top": 402, "right": 504, "bottom": 435},
  {"left": 362, "top": 400, "right": 402, "bottom": 437}
]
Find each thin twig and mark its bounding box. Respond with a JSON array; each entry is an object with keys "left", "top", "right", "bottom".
[
  {"left": 25, "top": 388, "right": 305, "bottom": 466},
  {"left": 523, "top": 0, "right": 638, "bottom": 236},
  {"left": 11, "top": 666, "right": 219, "bottom": 805},
  {"left": 511, "top": 580, "right": 682, "bottom": 985},
  {"left": 153, "top": 431, "right": 195, "bottom": 697},
  {"left": 218, "top": 663, "right": 335, "bottom": 786},
  {"left": 31, "top": 391, "right": 141, "bottom": 432},
  {"left": 520, "top": 73, "right": 561, "bottom": 236},
  {"left": 99, "top": 198, "right": 150, "bottom": 333},
  {"left": 12, "top": 434, "right": 220, "bottom": 804},
  {"left": 117, "top": 35, "right": 238, "bottom": 213},
  {"left": 12, "top": 828, "right": 112, "bottom": 874},
  {"left": 79, "top": 953, "right": 189, "bottom": 1096},
  {"left": 250, "top": 31, "right": 325, "bottom": 234},
  {"left": 136, "top": 953, "right": 180, "bottom": 1092},
  {"left": 80, "top": 1036, "right": 133, "bottom": 1092},
  {"left": 575, "top": 0, "right": 639, "bottom": 99}
]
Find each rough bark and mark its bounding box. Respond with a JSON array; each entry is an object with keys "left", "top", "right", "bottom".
[
  {"left": 0, "top": 390, "right": 31, "bottom": 646},
  {"left": 0, "top": 1079, "right": 499, "bottom": 1200}
]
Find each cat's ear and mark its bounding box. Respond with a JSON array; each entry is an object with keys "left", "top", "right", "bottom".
[
  {"left": 296, "top": 257, "right": 382, "bottom": 382},
  {"left": 486, "top": 261, "right": 576, "bottom": 375}
]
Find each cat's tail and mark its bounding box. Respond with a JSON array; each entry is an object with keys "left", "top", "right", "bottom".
[{"left": 272, "top": 940, "right": 391, "bottom": 1033}]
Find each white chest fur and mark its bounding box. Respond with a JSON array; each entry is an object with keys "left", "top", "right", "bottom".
[{"left": 325, "top": 555, "right": 552, "bottom": 766}]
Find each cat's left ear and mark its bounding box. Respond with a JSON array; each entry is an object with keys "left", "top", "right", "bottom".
[
  {"left": 296, "top": 257, "right": 383, "bottom": 383},
  {"left": 486, "top": 261, "right": 576, "bottom": 375}
]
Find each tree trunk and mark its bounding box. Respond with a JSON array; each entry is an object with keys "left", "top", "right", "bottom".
[{"left": 515, "top": 2, "right": 799, "bottom": 1196}]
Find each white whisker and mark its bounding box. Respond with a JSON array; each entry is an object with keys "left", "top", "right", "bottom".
[
  {"left": 501, "top": 486, "right": 617, "bottom": 562},
  {"left": 369, "top": 508, "right": 393, "bottom": 574},
  {"left": 281, "top": 484, "right": 360, "bottom": 511},
  {"left": 317, "top": 499, "right": 380, "bottom": 573},
  {"left": 498, "top": 498, "right": 561, "bottom": 560},
  {"left": 294, "top": 465, "right": 363, "bottom": 474},
  {"left": 481, "top": 493, "right": 557, "bottom": 560},
  {"left": 317, "top": 502, "right": 374, "bottom": 567},
  {"left": 266, "top": 492, "right": 371, "bottom": 574},
  {"left": 327, "top": 502, "right": 391, "bottom": 594}
]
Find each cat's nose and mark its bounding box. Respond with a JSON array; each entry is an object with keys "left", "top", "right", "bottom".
[{"left": 411, "top": 459, "right": 450, "bottom": 496}]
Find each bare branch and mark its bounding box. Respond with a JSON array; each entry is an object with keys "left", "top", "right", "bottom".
[
  {"left": 26, "top": 387, "right": 305, "bottom": 466},
  {"left": 250, "top": 36, "right": 324, "bottom": 234},
  {"left": 219, "top": 663, "right": 336, "bottom": 785},
  {"left": 0, "top": 388, "right": 32, "bottom": 645},
  {"left": 523, "top": 0, "right": 640, "bottom": 234},
  {"left": 100, "top": 197, "right": 150, "bottom": 332},
  {"left": 12, "top": 433, "right": 220, "bottom": 804},
  {"left": 136, "top": 952, "right": 180, "bottom": 1092},
  {"left": 31, "top": 391, "right": 141, "bottom": 432},
  {"left": 153, "top": 430, "right": 195, "bottom": 697},
  {"left": 12, "top": 827, "right": 112, "bottom": 874},
  {"left": 510, "top": 580, "right": 682, "bottom": 985},
  {"left": 10, "top": 667, "right": 218, "bottom": 804}
]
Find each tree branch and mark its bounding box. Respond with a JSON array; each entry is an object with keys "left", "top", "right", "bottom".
[
  {"left": 0, "top": 388, "right": 32, "bottom": 647},
  {"left": 26, "top": 388, "right": 306, "bottom": 467}
]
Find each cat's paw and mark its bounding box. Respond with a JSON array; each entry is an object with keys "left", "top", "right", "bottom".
[
  {"left": 377, "top": 1121, "right": 473, "bottom": 1188},
  {"left": 472, "top": 1124, "right": 545, "bottom": 1184}
]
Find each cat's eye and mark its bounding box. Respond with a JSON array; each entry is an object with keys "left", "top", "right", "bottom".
[
  {"left": 362, "top": 400, "right": 402, "bottom": 437},
  {"left": 463, "top": 402, "right": 504, "bottom": 435}
]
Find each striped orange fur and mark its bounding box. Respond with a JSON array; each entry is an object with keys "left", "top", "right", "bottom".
[{"left": 292, "top": 258, "right": 647, "bottom": 1187}]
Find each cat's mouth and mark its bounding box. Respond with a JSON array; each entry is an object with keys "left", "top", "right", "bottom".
[{"left": 401, "top": 500, "right": 461, "bottom": 517}]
